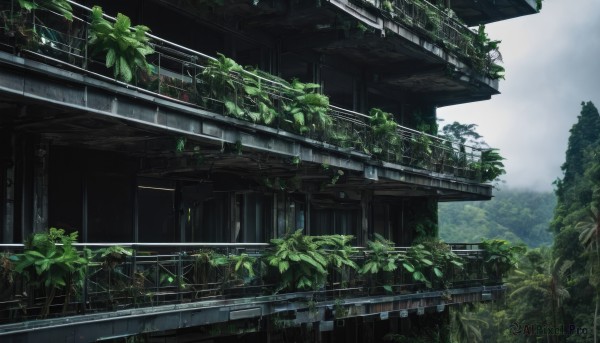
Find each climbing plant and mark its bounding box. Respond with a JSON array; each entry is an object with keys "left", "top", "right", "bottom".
[
  {"left": 471, "top": 25, "right": 504, "bottom": 79},
  {"left": 368, "top": 108, "right": 401, "bottom": 160}
]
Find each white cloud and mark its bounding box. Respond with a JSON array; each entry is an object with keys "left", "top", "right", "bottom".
[{"left": 439, "top": 0, "right": 600, "bottom": 191}]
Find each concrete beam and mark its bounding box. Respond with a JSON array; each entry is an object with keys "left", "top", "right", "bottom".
[{"left": 0, "top": 286, "right": 505, "bottom": 342}]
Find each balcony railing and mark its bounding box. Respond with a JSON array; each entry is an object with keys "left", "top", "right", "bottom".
[
  {"left": 355, "top": 0, "right": 495, "bottom": 77},
  {"left": 0, "top": 242, "right": 495, "bottom": 325},
  {"left": 0, "top": 0, "right": 487, "bottom": 181}
]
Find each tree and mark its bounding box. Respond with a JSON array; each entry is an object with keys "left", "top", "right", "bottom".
[
  {"left": 440, "top": 121, "right": 484, "bottom": 147},
  {"left": 552, "top": 102, "right": 600, "bottom": 236},
  {"left": 578, "top": 205, "right": 600, "bottom": 343},
  {"left": 450, "top": 304, "right": 487, "bottom": 343},
  {"left": 576, "top": 146, "right": 600, "bottom": 342},
  {"left": 551, "top": 101, "right": 600, "bottom": 342},
  {"left": 505, "top": 248, "right": 572, "bottom": 343}
]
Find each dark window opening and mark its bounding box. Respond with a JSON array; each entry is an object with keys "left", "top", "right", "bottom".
[
  {"left": 310, "top": 207, "right": 360, "bottom": 236},
  {"left": 279, "top": 52, "right": 312, "bottom": 82},
  {"left": 48, "top": 148, "right": 83, "bottom": 238},
  {"left": 321, "top": 65, "right": 354, "bottom": 109},
  {"left": 235, "top": 193, "right": 274, "bottom": 243},
  {"left": 88, "top": 173, "right": 133, "bottom": 242},
  {"left": 137, "top": 178, "right": 176, "bottom": 243}
]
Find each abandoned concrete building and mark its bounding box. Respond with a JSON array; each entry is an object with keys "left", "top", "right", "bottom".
[{"left": 0, "top": 0, "right": 538, "bottom": 342}]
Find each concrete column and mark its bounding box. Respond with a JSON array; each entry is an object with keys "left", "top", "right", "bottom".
[
  {"left": 1, "top": 134, "right": 15, "bottom": 243},
  {"left": 313, "top": 322, "right": 322, "bottom": 343},
  {"left": 229, "top": 192, "right": 237, "bottom": 242},
  {"left": 305, "top": 193, "right": 311, "bottom": 235},
  {"left": 82, "top": 171, "right": 88, "bottom": 243},
  {"left": 32, "top": 138, "right": 49, "bottom": 233},
  {"left": 360, "top": 190, "right": 372, "bottom": 245}
]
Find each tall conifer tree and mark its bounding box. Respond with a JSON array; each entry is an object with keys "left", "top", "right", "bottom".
[{"left": 551, "top": 101, "right": 600, "bottom": 342}]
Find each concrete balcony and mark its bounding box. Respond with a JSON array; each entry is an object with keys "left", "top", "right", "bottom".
[
  {"left": 151, "top": 0, "right": 502, "bottom": 106},
  {"left": 450, "top": 0, "right": 538, "bottom": 26},
  {"left": 0, "top": 1, "right": 494, "bottom": 200},
  {"left": 0, "top": 242, "right": 505, "bottom": 342}
]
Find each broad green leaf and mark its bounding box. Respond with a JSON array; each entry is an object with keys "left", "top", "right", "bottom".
[
  {"left": 119, "top": 56, "right": 133, "bottom": 82},
  {"left": 17, "top": 0, "right": 37, "bottom": 11},
  {"left": 106, "top": 49, "right": 116, "bottom": 68},
  {"left": 278, "top": 260, "right": 289, "bottom": 274},
  {"left": 402, "top": 262, "right": 415, "bottom": 272},
  {"left": 247, "top": 111, "right": 260, "bottom": 122},
  {"left": 421, "top": 258, "right": 433, "bottom": 266}
]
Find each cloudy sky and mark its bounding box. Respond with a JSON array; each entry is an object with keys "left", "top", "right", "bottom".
[{"left": 438, "top": 0, "right": 600, "bottom": 192}]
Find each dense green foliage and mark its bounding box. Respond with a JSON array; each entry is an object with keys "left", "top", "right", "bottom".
[
  {"left": 359, "top": 234, "right": 467, "bottom": 292},
  {"left": 3, "top": 4, "right": 505, "bottom": 184},
  {"left": 449, "top": 102, "right": 600, "bottom": 343},
  {"left": 264, "top": 230, "right": 358, "bottom": 292},
  {"left": 472, "top": 247, "right": 574, "bottom": 343},
  {"left": 439, "top": 189, "right": 556, "bottom": 247},
  {"left": 440, "top": 121, "right": 506, "bottom": 183},
  {"left": 550, "top": 101, "right": 600, "bottom": 342}
]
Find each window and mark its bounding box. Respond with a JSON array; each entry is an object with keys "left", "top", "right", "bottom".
[
  {"left": 235, "top": 193, "right": 274, "bottom": 243},
  {"left": 137, "top": 178, "right": 176, "bottom": 243},
  {"left": 311, "top": 208, "right": 360, "bottom": 236}
]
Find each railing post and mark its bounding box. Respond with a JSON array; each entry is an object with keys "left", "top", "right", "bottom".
[
  {"left": 131, "top": 244, "right": 137, "bottom": 297},
  {"left": 157, "top": 52, "right": 161, "bottom": 95},
  {"left": 81, "top": 245, "right": 88, "bottom": 314},
  {"left": 177, "top": 249, "right": 183, "bottom": 302},
  {"left": 83, "top": 19, "right": 88, "bottom": 70}
]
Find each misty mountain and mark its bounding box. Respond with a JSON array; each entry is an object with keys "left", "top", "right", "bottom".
[{"left": 439, "top": 189, "right": 556, "bottom": 247}]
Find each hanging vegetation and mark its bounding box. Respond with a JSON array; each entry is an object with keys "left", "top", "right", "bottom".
[{"left": 368, "top": 108, "right": 401, "bottom": 160}]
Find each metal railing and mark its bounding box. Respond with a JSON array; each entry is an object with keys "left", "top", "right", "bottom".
[
  {"left": 0, "top": 242, "right": 492, "bottom": 324},
  {"left": 0, "top": 0, "right": 486, "bottom": 180},
  {"left": 391, "top": 0, "right": 475, "bottom": 49},
  {"left": 356, "top": 0, "right": 490, "bottom": 73}
]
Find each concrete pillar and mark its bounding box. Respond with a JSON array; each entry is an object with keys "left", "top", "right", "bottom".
[
  {"left": 313, "top": 322, "right": 322, "bottom": 343},
  {"left": 305, "top": 193, "right": 311, "bottom": 235},
  {"left": 1, "top": 133, "right": 15, "bottom": 243},
  {"left": 360, "top": 190, "right": 372, "bottom": 245},
  {"left": 82, "top": 171, "right": 88, "bottom": 243},
  {"left": 32, "top": 138, "right": 49, "bottom": 233}
]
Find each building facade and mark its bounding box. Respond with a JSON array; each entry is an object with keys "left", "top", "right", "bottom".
[{"left": 0, "top": 0, "right": 537, "bottom": 342}]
